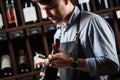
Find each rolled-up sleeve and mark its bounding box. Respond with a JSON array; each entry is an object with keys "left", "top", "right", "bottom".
[{"left": 84, "top": 16, "right": 119, "bottom": 76}]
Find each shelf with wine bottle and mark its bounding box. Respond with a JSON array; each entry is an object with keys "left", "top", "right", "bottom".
[
  {"left": 0, "top": 40, "right": 14, "bottom": 78},
  {"left": 22, "top": 0, "right": 38, "bottom": 25},
  {"left": 17, "top": 49, "right": 31, "bottom": 74},
  {"left": 0, "top": 0, "right": 120, "bottom": 80},
  {"left": 0, "top": 8, "right": 4, "bottom": 29},
  {"left": 0, "top": 54, "right": 14, "bottom": 78},
  {"left": 5, "top": 0, "right": 19, "bottom": 28}
]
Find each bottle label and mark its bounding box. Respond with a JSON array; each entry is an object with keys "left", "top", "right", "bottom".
[
  {"left": 34, "top": 55, "right": 46, "bottom": 64},
  {"left": 6, "top": 4, "right": 12, "bottom": 24},
  {"left": 33, "top": 53, "right": 47, "bottom": 69},
  {"left": 6, "top": 3, "right": 17, "bottom": 26},
  {"left": 116, "top": 10, "right": 120, "bottom": 18},
  {"left": 19, "top": 55, "right": 26, "bottom": 64},
  {"left": 1, "top": 55, "right": 11, "bottom": 70},
  {"left": 23, "top": 7, "right": 37, "bottom": 23},
  {"left": 0, "top": 14, "right": 3, "bottom": 29},
  {"left": 40, "top": 9, "right": 47, "bottom": 19},
  {"left": 10, "top": 4, "right": 17, "bottom": 24},
  {"left": 6, "top": 8, "right": 12, "bottom": 24}
]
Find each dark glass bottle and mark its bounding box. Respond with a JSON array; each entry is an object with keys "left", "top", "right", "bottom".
[
  {"left": 113, "top": 0, "right": 120, "bottom": 6},
  {"left": 104, "top": 0, "right": 110, "bottom": 9},
  {"left": 0, "top": 8, "right": 4, "bottom": 29},
  {"left": 6, "top": 0, "right": 18, "bottom": 28},
  {"left": 17, "top": 50, "right": 30, "bottom": 74},
  {"left": 34, "top": 74, "right": 43, "bottom": 80},
  {"left": 39, "top": 39, "right": 60, "bottom": 80},
  {"left": 0, "top": 54, "right": 13, "bottom": 77},
  {"left": 51, "top": 39, "right": 60, "bottom": 54},
  {"left": 23, "top": 1, "right": 38, "bottom": 24},
  {"left": 78, "top": 0, "right": 92, "bottom": 11},
  {"left": 96, "top": 0, "right": 110, "bottom": 9},
  {"left": 116, "top": 10, "right": 120, "bottom": 30}
]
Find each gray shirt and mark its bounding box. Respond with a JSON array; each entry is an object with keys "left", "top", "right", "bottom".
[{"left": 54, "top": 6, "right": 119, "bottom": 80}]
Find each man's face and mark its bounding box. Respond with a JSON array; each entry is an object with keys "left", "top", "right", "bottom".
[{"left": 38, "top": 0, "right": 67, "bottom": 23}]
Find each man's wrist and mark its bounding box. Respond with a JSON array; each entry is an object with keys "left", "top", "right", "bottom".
[{"left": 70, "top": 58, "right": 78, "bottom": 68}]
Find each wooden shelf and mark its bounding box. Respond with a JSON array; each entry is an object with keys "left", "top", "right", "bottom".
[
  {"left": 0, "top": 0, "right": 120, "bottom": 80},
  {"left": 94, "top": 6, "right": 120, "bottom": 13},
  {"left": 0, "top": 21, "right": 52, "bottom": 33},
  {"left": 0, "top": 70, "right": 41, "bottom": 80}
]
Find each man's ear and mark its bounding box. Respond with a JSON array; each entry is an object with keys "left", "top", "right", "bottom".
[{"left": 64, "top": 0, "right": 68, "bottom": 5}]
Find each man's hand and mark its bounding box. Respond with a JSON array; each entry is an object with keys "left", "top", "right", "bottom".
[{"left": 48, "top": 50, "right": 72, "bottom": 68}]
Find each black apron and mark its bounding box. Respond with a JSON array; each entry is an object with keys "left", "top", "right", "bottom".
[
  {"left": 58, "top": 11, "right": 95, "bottom": 80},
  {"left": 59, "top": 41, "right": 94, "bottom": 80}
]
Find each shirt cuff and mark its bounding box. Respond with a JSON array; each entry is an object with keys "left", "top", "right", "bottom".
[{"left": 85, "top": 58, "right": 97, "bottom": 76}]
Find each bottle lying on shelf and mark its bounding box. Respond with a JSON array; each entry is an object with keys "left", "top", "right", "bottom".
[
  {"left": 0, "top": 54, "right": 13, "bottom": 77},
  {"left": 0, "top": 33, "right": 7, "bottom": 41},
  {"left": 17, "top": 49, "right": 30, "bottom": 74}
]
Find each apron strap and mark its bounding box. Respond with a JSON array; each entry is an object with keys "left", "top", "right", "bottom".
[{"left": 74, "top": 11, "right": 81, "bottom": 59}]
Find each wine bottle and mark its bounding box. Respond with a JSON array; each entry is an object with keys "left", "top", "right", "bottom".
[
  {"left": 39, "top": 38, "right": 60, "bottom": 80},
  {"left": 6, "top": 0, "right": 18, "bottom": 28},
  {"left": 95, "top": 0, "right": 105, "bottom": 10},
  {"left": 78, "top": 0, "right": 91, "bottom": 11},
  {"left": 23, "top": 1, "right": 37, "bottom": 24},
  {"left": 104, "top": 0, "right": 110, "bottom": 9},
  {"left": 0, "top": 8, "right": 4, "bottom": 29},
  {"left": 0, "top": 54, "right": 13, "bottom": 77},
  {"left": 101, "top": 12, "right": 114, "bottom": 29},
  {"left": 34, "top": 51, "right": 46, "bottom": 70},
  {"left": 86, "top": 0, "right": 91, "bottom": 11},
  {"left": 113, "top": 0, "right": 120, "bottom": 6},
  {"left": 34, "top": 74, "right": 43, "bottom": 80},
  {"left": 51, "top": 38, "right": 60, "bottom": 54},
  {"left": 78, "top": 0, "right": 84, "bottom": 11},
  {"left": 40, "top": 9, "right": 47, "bottom": 20},
  {"left": 6, "top": 0, "right": 11, "bottom": 27},
  {"left": 17, "top": 50, "right": 30, "bottom": 74},
  {"left": 116, "top": 10, "right": 120, "bottom": 30},
  {"left": 10, "top": 0, "right": 18, "bottom": 27}
]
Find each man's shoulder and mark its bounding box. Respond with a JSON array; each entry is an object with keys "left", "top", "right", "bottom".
[
  {"left": 81, "top": 11, "right": 99, "bottom": 17},
  {"left": 80, "top": 11, "right": 102, "bottom": 21}
]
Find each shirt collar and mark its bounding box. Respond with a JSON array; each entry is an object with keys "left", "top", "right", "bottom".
[{"left": 56, "top": 6, "right": 81, "bottom": 31}]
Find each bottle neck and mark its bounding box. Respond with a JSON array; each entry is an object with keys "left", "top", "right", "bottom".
[
  {"left": 18, "top": 50, "right": 26, "bottom": 65},
  {"left": 0, "top": 13, "right": 4, "bottom": 29}
]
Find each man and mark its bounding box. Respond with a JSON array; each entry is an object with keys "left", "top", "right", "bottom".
[{"left": 33, "top": 0, "right": 119, "bottom": 80}]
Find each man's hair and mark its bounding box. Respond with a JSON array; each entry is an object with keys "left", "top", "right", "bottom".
[{"left": 37, "top": 0, "right": 53, "bottom": 4}]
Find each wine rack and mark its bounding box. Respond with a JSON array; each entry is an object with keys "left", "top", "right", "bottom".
[{"left": 0, "top": 0, "right": 120, "bottom": 80}]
